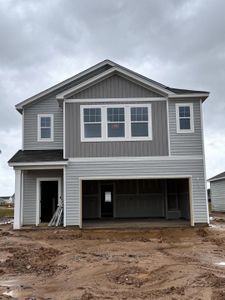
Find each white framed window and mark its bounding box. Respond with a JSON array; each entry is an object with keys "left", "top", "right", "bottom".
[
  {"left": 38, "top": 114, "right": 54, "bottom": 142},
  {"left": 80, "top": 104, "right": 152, "bottom": 142},
  {"left": 107, "top": 107, "right": 125, "bottom": 138},
  {"left": 176, "top": 103, "right": 194, "bottom": 133}
]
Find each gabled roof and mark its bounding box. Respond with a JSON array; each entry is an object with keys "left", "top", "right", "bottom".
[
  {"left": 208, "top": 171, "right": 225, "bottom": 182},
  {"left": 15, "top": 59, "right": 209, "bottom": 113}
]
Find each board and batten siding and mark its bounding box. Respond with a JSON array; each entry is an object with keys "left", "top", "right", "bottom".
[
  {"left": 23, "top": 97, "right": 63, "bottom": 150},
  {"left": 23, "top": 170, "right": 63, "bottom": 225},
  {"left": 65, "top": 158, "right": 208, "bottom": 226},
  {"left": 169, "top": 99, "right": 203, "bottom": 156},
  {"left": 65, "top": 101, "right": 169, "bottom": 157},
  {"left": 69, "top": 74, "right": 162, "bottom": 99},
  {"left": 211, "top": 180, "right": 225, "bottom": 211}
]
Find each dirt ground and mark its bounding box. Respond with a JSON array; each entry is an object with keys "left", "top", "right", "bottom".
[{"left": 1, "top": 214, "right": 225, "bottom": 300}]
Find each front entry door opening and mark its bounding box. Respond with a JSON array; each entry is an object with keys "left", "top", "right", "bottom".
[
  {"left": 101, "top": 184, "right": 113, "bottom": 218},
  {"left": 40, "top": 181, "right": 58, "bottom": 223}
]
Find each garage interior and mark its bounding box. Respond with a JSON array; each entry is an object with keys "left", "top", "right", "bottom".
[{"left": 82, "top": 178, "right": 191, "bottom": 227}]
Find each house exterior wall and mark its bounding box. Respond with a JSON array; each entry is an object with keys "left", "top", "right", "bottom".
[
  {"left": 70, "top": 74, "right": 161, "bottom": 98},
  {"left": 169, "top": 99, "right": 203, "bottom": 156},
  {"left": 210, "top": 179, "right": 225, "bottom": 211},
  {"left": 65, "top": 157, "right": 208, "bottom": 226},
  {"left": 65, "top": 100, "right": 169, "bottom": 157},
  {"left": 23, "top": 97, "right": 63, "bottom": 150},
  {"left": 23, "top": 169, "right": 63, "bottom": 225}
]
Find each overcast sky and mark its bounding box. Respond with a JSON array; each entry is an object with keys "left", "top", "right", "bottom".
[{"left": 0, "top": 0, "right": 225, "bottom": 195}]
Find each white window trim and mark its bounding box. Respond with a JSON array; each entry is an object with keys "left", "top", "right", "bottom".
[
  {"left": 176, "top": 103, "right": 194, "bottom": 133},
  {"left": 80, "top": 104, "right": 152, "bottom": 142},
  {"left": 37, "top": 114, "right": 54, "bottom": 142}
]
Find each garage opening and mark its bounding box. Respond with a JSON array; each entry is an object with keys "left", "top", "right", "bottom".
[
  {"left": 40, "top": 181, "right": 58, "bottom": 223},
  {"left": 82, "top": 178, "right": 191, "bottom": 226}
]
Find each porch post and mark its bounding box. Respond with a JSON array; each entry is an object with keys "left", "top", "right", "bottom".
[{"left": 14, "top": 169, "right": 22, "bottom": 229}]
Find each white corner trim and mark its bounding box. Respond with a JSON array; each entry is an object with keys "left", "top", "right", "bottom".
[
  {"left": 80, "top": 103, "right": 153, "bottom": 142},
  {"left": 166, "top": 99, "right": 171, "bottom": 156},
  {"left": 63, "top": 166, "right": 66, "bottom": 227},
  {"left": 63, "top": 101, "right": 66, "bottom": 159},
  {"left": 36, "top": 177, "right": 62, "bottom": 226},
  {"left": 200, "top": 100, "right": 209, "bottom": 224},
  {"left": 14, "top": 169, "right": 22, "bottom": 229},
  {"left": 168, "top": 93, "right": 209, "bottom": 99},
  {"left": 56, "top": 66, "right": 173, "bottom": 99},
  {"left": 37, "top": 114, "right": 54, "bottom": 142},
  {"left": 68, "top": 155, "right": 203, "bottom": 162},
  {"left": 176, "top": 103, "right": 194, "bottom": 133},
  {"left": 22, "top": 110, "right": 24, "bottom": 150}
]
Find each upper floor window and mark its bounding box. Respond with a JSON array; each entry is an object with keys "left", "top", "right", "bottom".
[
  {"left": 176, "top": 103, "right": 194, "bottom": 133},
  {"left": 107, "top": 107, "right": 125, "bottom": 138},
  {"left": 83, "top": 108, "right": 101, "bottom": 138},
  {"left": 38, "top": 114, "right": 54, "bottom": 141},
  {"left": 80, "top": 104, "right": 152, "bottom": 142}
]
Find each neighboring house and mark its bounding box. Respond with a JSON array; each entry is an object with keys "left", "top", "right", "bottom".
[
  {"left": 8, "top": 59, "right": 210, "bottom": 229},
  {"left": 0, "top": 195, "right": 14, "bottom": 206},
  {"left": 208, "top": 172, "right": 225, "bottom": 211}
]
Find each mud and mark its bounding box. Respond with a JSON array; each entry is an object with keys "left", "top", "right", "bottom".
[{"left": 0, "top": 213, "right": 225, "bottom": 299}]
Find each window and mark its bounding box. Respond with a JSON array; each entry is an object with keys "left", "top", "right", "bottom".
[
  {"left": 131, "top": 107, "right": 149, "bottom": 137},
  {"left": 80, "top": 104, "right": 152, "bottom": 142},
  {"left": 83, "top": 108, "right": 101, "bottom": 138},
  {"left": 107, "top": 107, "right": 125, "bottom": 138},
  {"left": 38, "top": 114, "right": 53, "bottom": 141},
  {"left": 176, "top": 103, "right": 194, "bottom": 133}
]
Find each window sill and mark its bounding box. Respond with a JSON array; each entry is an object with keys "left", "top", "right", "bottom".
[{"left": 81, "top": 137, "right": 153, "bottom": 142}]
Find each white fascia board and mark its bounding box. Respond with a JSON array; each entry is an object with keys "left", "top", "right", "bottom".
[
  {"left": 68, "top": 155, "right": 203, "bottom": 162},
  {"left": 56, "top": 66, "right": 173, "bottom": 99},
  {"left": 65, "top": 97, "right": 166, "bottom": 103},
  {"left": 168, "top": 93, "right": 209, "bottom": 99},
  {"left": 208, "top": 177, "right": 225, "bottom": 183},
  {"left": 15, "top": 60, "right": 115, "bottom": 112},
  {"left": 9, "top": 161, "right": 68, "bottom": 167}
]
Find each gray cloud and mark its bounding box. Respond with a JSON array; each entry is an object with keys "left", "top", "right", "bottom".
[{"left": 0, "top": 0, "right": 225, "bottom": 194}]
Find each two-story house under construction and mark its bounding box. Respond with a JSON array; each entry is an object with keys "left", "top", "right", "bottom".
[{"left": 9, "top": 60, "right": 209, "bottom": 229}]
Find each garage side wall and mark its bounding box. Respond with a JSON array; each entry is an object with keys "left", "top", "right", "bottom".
[
  {"left": 210, "top": 180, "right": 225, "bottom": 211},
  {"left": 65, "top": 158, "right": 208, "bottom": 226}
]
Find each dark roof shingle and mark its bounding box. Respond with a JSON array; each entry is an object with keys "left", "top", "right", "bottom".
[{"left": 8, "top": 150, "right": 67, "bottom": 164}]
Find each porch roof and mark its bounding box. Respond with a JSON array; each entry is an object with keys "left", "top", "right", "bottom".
[{"left": 8, "top": 149, "right": 67, "bottom": 165}]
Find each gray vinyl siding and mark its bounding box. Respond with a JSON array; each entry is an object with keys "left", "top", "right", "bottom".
[
  {"left": 23, "top": 170, "right": 63, "bottom": 225},
  {"left": 210, "top": 180, "right": 225, "bottom": 211},
  {"left": 23, "top": 97, "right": 63, "bottom": 150},
  {"left": 169, "top": 99, "right": 203, "bottom": 156},
  {"left": 65, "top": 158, "right": 208, "bottom": 226},
  {"left": 65, "top": 101, "right": 168, "bottom": 157},
  {"left": 70, "top": 74, "right": 162, "bottom": 98}
]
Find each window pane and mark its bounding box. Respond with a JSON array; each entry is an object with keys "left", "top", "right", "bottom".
[
  {"left": 179, "top": 106, "right": 190, "bottom": 118},
  {"left": 107, "top": 108, "right": 124, "bottom": 122},
  {"left": 41, "top": 117, "right": 51, "bottom": 127},
  {"left": 84, "top": 124, "right": 101, "bottom": 138},
  {"left": 180, "top": 118, "right": 190, "bottom": 130},
  {"left": 41, "top": 128, "right": 51, "bottom": 138},
  {"left": 131, "top": 123, "right": 148, "bottom": 137},
  {"left": 83, "top": 108, "right": 101, "bottom": 123},
  {"left": 131, "top": 107, "right": 148, "bottom": 121},
  {"left": 108, "top": 123, "right": 125, "bottom": 137}
]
